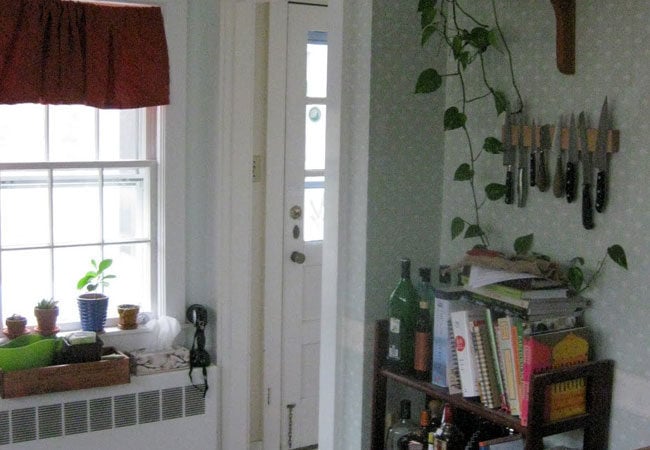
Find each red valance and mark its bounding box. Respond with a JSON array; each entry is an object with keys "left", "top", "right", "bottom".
[{"left": 0, "top": 0, "right": 169, "bottom": 108}]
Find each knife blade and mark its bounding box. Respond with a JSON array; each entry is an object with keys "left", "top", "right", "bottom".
[
  {"left": 594, "top": 97, "right": 609, "bottom": 213},
  {"left": 529, "top": 119, "right": 537, "bottom": 187},
  {"left": 503, "top": 110, "right": 515, "bottom": 205},
  {"left": 565, "top": 113, "right": 578, "bottom": 203},
  {"left": 537, "top": 123, "right": 551, "bottom": 192},
  {"left": 551, "top": 116, "right": 565, "bottom": 198},
  {"left": 517, "top": 115, "right": 527, "bottom": 208},
  {"left": 578, "top": 112, "right": 594, "bottom": 229}
]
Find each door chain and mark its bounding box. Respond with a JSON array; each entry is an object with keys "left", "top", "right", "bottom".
[{"left": 286, "top": 403, "right": 296, "bottom": 449}]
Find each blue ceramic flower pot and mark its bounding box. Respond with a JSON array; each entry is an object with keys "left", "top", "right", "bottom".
[{"left": 77, "top": 293, "right": 109, "bottom": 332}]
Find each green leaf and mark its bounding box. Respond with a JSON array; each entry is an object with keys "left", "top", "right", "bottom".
[
  {"left": 483, "top": 136, "right": 503, "bottom": 154},
  {"left": 567, "top": 266, "right": 584, "bottom": 292},
  {"left": 514, "top": 233, "right": 534, "bottom": 255},
  {"left": 487, "top": 29, "right": 501, "bottom": 51},
  {"left": 570, "top": 256, "right": 585, "bottom": 266},
  {"left": 493, "top": 90, "right": 508, "bottom": 115},
  {"left": 421, "top": 24, "right": 436, "bottom": 46},
  {"left": 485, "top": 183, "right": 506, "bottom": 200},
  {"left": 458, "top": 51, "right": 470, "bottom": 70},
  {"left": 97, "top": 258, "right": 113, "bottom": 274},
  {"left": 607, "top": 244, "right": 628, "bottom": 270},
  {"left": 454, "top": 163, "right": 473, "bottom": 181},
  {"left": 415, "top": 68, "right": 442, "bottom": 94},
  {"left": 418, "top": 0, "right": 436, "bottom": 12},
  {"left": 452, "top": 35, "right": 463, "bottom": 58},
  {"left": 444, "top": 107, "right": 466, "bottom": 130},
  {"left": 451, "top": 217, "right": 465, "bottom": 240},
  {"left": 467, "top": 27, "right": 490, "bottom": 52},
  {"left": 420, "top": 7, "right": 437, "bottom": 29},
  {"left": 532, "top": 252, "right": 551, "bottom": 261},
  {"left": 464, "top": 224, "right": 484, "bottom": 238}
]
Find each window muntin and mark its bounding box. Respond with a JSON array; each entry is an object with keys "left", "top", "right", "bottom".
[{"left": 0, "top": 104, "right": 156, "bottom": 328}]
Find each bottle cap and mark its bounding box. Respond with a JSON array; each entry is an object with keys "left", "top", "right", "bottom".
[{"left": 419, "top": 267, "right": 431, "bottom": 282}]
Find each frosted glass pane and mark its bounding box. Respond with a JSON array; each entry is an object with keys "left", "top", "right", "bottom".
[
  {"left": 0, "top": 104, "right": 46, "bottom": 162},
  {"left": 103, "top": 168, "right": 150, "bottom": 241},
  {"left": 306, "top": 34, "right": 327, "bottom": 98},
  {"left": 2, "top": 249, "right": 52, "bottom": 324},
  {"left": 305, "top": 105, "right": 326, "bottom": 171},
  {"left": 49, "top": 105, "right": 96, "bottom": 161},
  {"left": 304, "top": 176, "right": 324, "bottom": 242},
  {"left": 52, "top": 169, "right": 101, "bottom": 245},
  {"left": 0, "top": 170, "right": 50, "bottom": 247}
]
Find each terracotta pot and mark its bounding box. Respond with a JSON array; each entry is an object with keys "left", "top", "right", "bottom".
[
  {"left": 117, "top": 304, "right": 139, "bottom": 330},
  {"left": 34, "top": 306, "right": 59, "bottom": 336},
  {"left": 5, "top": 316, "right": 27, "bottom": 339}
]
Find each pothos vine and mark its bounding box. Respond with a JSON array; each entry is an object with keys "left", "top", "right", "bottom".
[{"left": 414, "top": 0, "right": 627, "bottom": 293}]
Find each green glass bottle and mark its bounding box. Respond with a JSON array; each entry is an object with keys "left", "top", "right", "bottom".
[{"left": 387, "top": 258, "right": 420, "bottom": 372}]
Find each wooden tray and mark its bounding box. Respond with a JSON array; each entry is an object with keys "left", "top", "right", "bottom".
[{"left": 0, "top": 347, "right": 130, "bottom": 399}]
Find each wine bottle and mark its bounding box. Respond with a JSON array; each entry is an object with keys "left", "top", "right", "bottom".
[
  {"left": 418, "top": 267, "right": 436, "bottom": 320},
  {"left": 387, "top": 258, "right": 420, "bottom": 372},
  {"left": 413, "top": 300, "right": 432, "bottom": 380},
  {"left": 386, "top": 399, "right": 418, "bottom": 450}
]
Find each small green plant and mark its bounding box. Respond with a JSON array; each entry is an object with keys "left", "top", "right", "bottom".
[
  {"left": 35, "top": 298, "right": 59, "bottom": 309},
  {"left": 77, "top": 258, "right": 116, "bottom": 292},
  {"left": 6, "top": 314, "right": 26, "bottom": 321}
]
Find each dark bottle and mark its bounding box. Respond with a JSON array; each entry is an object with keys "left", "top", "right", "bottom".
[
  {"left": 386, "top": 399, "right": 418, "bottom": 450},
  {"left": 413, "top": 299, "right": 432, "bottom": 380},
  {"left": 387, "top": 258, "right": 420, "bottom": 372},
  {"left": 433, "top": 404, "right": 465, "bottom": 450}
]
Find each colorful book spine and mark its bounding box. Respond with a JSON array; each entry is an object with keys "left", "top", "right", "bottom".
[
  {"left": 451, "top": 306, "right": 486, "bottom": 398},
  {"left": 471, "top": 319, "right": 500, "bottom": 409},
  {"left": 485, "top": 308, "right": 508, "bottom": 411},
  {"left": 496, "top": 316, "right": 521, "bottom": 416},
  {"left": 519, "top": 327, "right": 590, "bottom": 426},
  {"left": 431, "top": 287, "right": 464, "bottom": 394}
]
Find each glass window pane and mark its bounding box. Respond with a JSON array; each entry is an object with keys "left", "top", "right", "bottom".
[
  {"left": 2, "top": 249, "right": 52, "bottom": 324},
  {"left": 1, "top": 170, "right": 50, "bottom": 248},
  {"left": 305, "top": 104, "right": 326, "bottom": 171},
  {"left": 306, "top": 32, "right": 328, "bottom": 98},
  {"left": 49, "top": 105, "right": 96, "bottom": 161},
  {"left": 52, "top": 169, "right": 101, "bottom": 245},
  {"left": 304, "top": 176, "right": 324, "bottom": 242},
  {"left": 103, "top": 168, "right": 150, "bottom": 241},
  {"left": 53, "top": 246, "right": 100, "bottom": 324},
  {"left": 99, "top": 108, "right": 141, "bottom": 160},
  {"left": 0, "top": 104, "right": 46, "bottom": 162},
  {"left": 104, "top": 243, "right": 151, "bottom": 313}
]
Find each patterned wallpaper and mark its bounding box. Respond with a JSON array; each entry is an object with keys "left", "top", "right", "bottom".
[{"left": 438, "top": 1, "right": 650, "bottom": 448}]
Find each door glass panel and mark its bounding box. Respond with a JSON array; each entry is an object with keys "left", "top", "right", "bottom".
[
  {"left": 305, "top": 104, "right": 326, "bottom": 171},
  {"left": 303, "top": 176, "right": 324, "bottom": 242},
  {"left": 306, "top": 31, "right": 328, "bottom": 98}
]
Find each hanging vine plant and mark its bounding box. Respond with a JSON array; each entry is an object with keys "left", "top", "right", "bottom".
[{"left": 414, "top": 0, "right": 627, "bottom": 292}]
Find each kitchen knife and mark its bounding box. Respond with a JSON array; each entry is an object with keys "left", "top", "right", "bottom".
[
  {"left": 529, "top": 119, "right": 537, "bottom": 187},
  {"left": 537, "top": 124, "right": 551, "bottom": 192},
  {"left": 503, "top": 110, "right": 515, "bottom": 205},
  {"left": 517, "top": 115, "right": 527, "bottom": 208},
  {"left": 551, "top": 116, "right": 565, "bottom": 198},
  {"left": 565, "top": 113, "right": 578, "bottom": 203},
  {"left": 594, "top": 97, "right": 609, "bottom": 213},
  {"left": 578, "top": 112, "right": 594, "bottom": 229}
]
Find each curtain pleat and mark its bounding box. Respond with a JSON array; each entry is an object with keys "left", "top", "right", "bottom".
[{"left": 0, "top": 0, "right": 169, "bottom": 108}]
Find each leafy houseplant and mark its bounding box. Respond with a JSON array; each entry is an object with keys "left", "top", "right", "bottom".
[
  {"left": 77, "top": 259, "right": 115, "bottom": 332},
  {"left": 5, "top": 314, "right": 27, "bottom": 339},
  {"left": 415, "top": 0, "right": 627, "bottom": 291},
  {"left": 34, "top": 298, "right": 59, "bottom": 336}
]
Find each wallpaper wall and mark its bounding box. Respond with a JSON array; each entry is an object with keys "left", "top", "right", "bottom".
[{"left": 437, "top": 1, "right": 650, "bottom": 448}]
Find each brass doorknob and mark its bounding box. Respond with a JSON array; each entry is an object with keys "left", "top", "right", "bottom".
[{"left": 290, "top": 251, "right": 305, "bottom": 264}]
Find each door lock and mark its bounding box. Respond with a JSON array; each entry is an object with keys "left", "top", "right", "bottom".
[
  {"left": 289, "top": 205, "right": 302, "bottom": 219},
  {"left": 290, "top": 251, "right": 305, "bottom": 264}
]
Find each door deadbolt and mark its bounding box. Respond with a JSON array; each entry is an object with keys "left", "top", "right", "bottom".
[
  {"left": 289, "top": 205, "right": 302, "bottom": 219},
  {"left": 290, "top": 251, "right": 305, "bottom": 264}
]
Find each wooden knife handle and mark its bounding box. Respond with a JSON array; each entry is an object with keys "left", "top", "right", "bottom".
[
  {"left": 529, "top": 152, "right": 536, "bottom": 187},
  {"left": 565, "top": 161, "right": 577, "bottom": 203},
  {"left": 582, "top": 184, "right": 594, "bottom": 229},
  {"left": 505, "top": 169, "right": 514, "bottom": 205},
  {"left": 537, "top": 150, "right": 549, "bottom": 192},
  {"left": 550, "top": 0, "right": 576, "bottom": 75},
  {"left": 553, "top": 155, "right": 565, "bottom": 198},
  {"left": 596, "top": 170, "right": 607, "bottom": 212}
]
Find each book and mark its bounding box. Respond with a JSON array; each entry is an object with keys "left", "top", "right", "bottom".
[
  {"left": 471, "top": 319, "right": 500, "bottom": 409},
  {"left": 483, "top": 282, "right": 569, "bottom": 300},
  {"left": 496, "top": 315, "right": 522, "bottom": 416},
  {"left": 451, "top": 306, "right": 487, "bottom": 399},
  {"left": 431, "top": 287, "right": 465, "bottom": 394},
  {"left": 485, "top": 308, "right": 508, "bottom": 411},
  {"left": 519, "top": 327, "right": 590, "bottom": 426},
  {"left": 478, "top": 434, "right": 524, "bottom": 449},
  {"left": 464, "top": 287, "right": 587, "bottom": 318}
]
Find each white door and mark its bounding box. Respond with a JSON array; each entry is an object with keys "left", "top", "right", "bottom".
[{"left": 281, "top": 3, "right": 328, "bottom": 449}]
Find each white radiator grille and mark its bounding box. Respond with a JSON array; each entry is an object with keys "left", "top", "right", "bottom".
[{"left": 0, "top": 384, "right": 206, "bottom": 446}]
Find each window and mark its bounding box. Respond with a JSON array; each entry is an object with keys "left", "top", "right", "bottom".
[{"left": 0, "top": 104, "right": 159, "bottom": 328}]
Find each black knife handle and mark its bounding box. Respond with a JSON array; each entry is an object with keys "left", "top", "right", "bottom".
[
  {"left": 596, "top": 170, "right": 607, "bottom": 212},
  {"left": 565, "top": 162, "right": 577, "bottom": 203},
  {"left": 553, "top": 155, "right": 565, "bottom": 198},
  {"left": 529, "top": 152, "right": 536, "bottom": 187},
  {"left": 537, "top": 151, "right": 549, "bottom": 192},
  {"left": 505, "top": 169, "right": 514, "bottom": 205},
  {"left": 582, "top": 184, "right": 594, "bottom": 229}
]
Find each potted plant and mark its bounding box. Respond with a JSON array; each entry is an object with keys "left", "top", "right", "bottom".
[
  {"left": 5, "top": 314, "right": 28, "bottom": 339},
  {"left": 77, "top": 258, "right": 115, "bottom": 332},
  {"left": 34, "top": 298, "right": 59, "bottom": 336},
  {"left": 117, "top": 304, "right": 140, "bottom": 330}
]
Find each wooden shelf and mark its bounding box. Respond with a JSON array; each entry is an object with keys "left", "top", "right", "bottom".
[{"left": 371, "top": 320, "right": 614, "bottom": 450}]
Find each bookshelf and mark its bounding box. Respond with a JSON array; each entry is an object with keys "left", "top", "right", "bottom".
[{"left": 371, "top": 319, "right": 614, "bottom": 450}]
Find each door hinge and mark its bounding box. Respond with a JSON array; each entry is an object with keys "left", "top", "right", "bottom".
[{"left": 267, "top": 387, "right": 271, "bottom": 405}]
